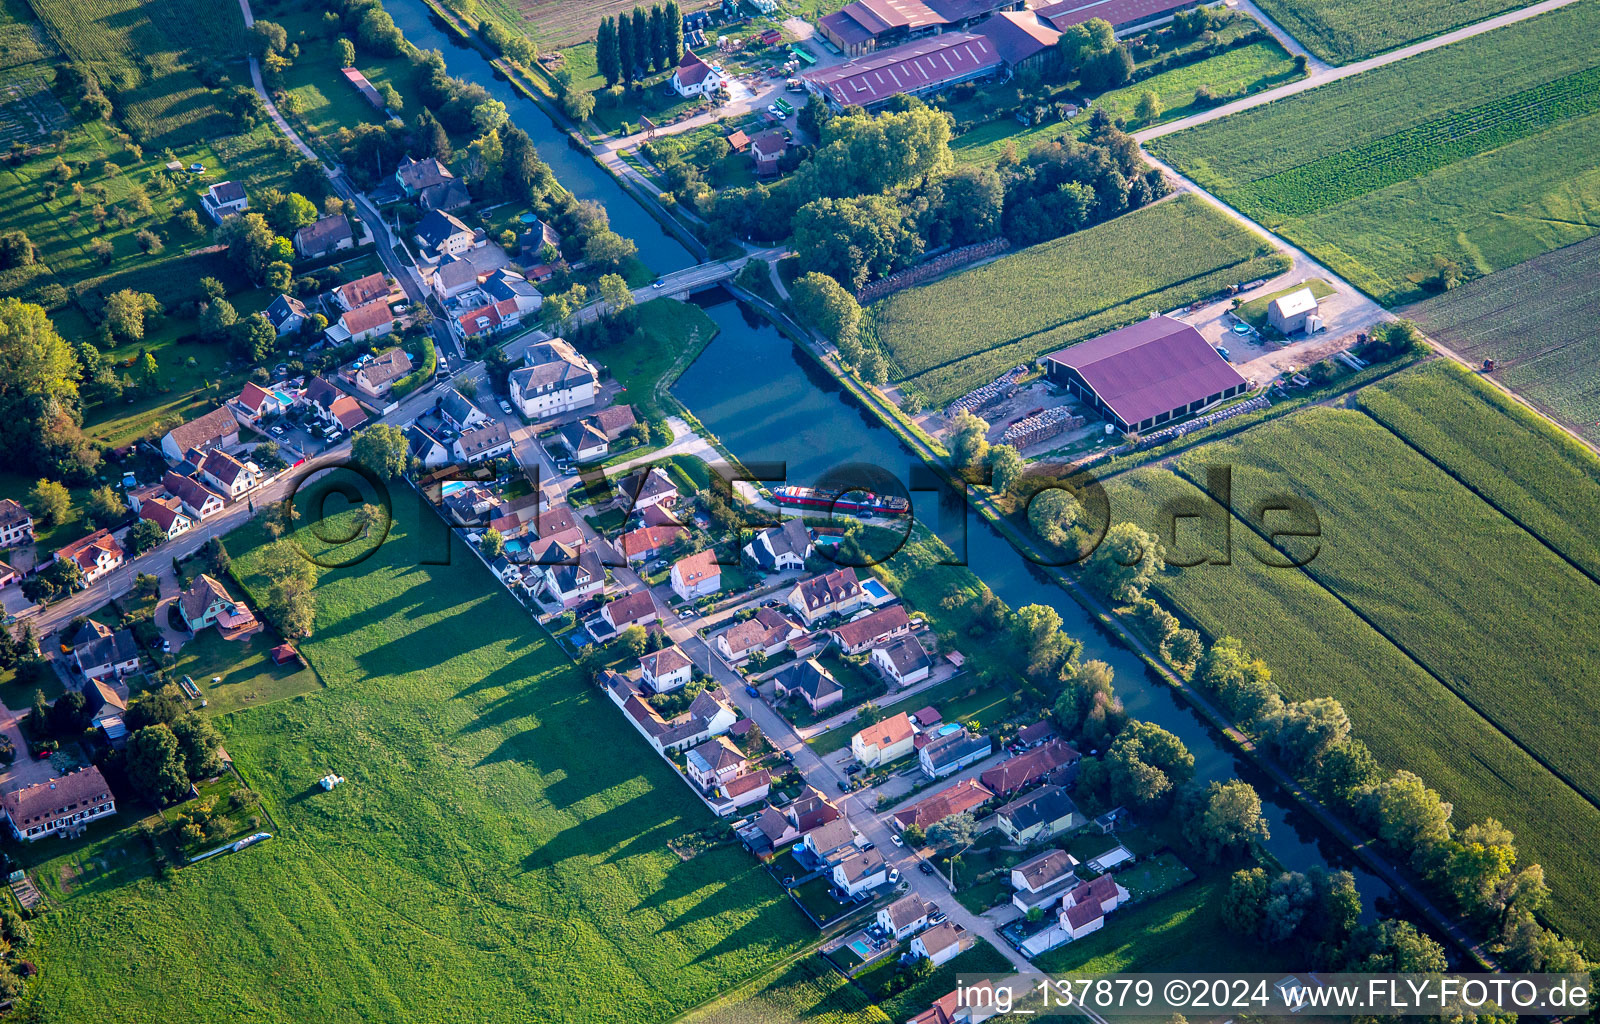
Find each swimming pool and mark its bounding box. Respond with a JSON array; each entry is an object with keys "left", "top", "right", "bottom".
[
  {"left": 937, "top": 723, "right": 962, "bottom": 736},
  {"left": 440, "top": 481, "right": 469, "bottom": 497},
  {"left": 861, "top": 579, "right": 892, "bottom": 602},
  {"left": 848, "top": 939, "right": 873, "bottom": 958},
  {"left": 273, "top": 389, "right": 294, "bottom": 406},
  {"left": 504, "top": 539, "right": 523, "bottom": 553}
]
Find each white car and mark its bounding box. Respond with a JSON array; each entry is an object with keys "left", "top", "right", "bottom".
[
  {"left": 498, "top": 400, "right": 514, "bottom": 415},
  {"left": 888, "top": 868, "right": 900, "bottom": 884},
  {"left": 890, "top": 834, "right": 904, "bottom": 848}
]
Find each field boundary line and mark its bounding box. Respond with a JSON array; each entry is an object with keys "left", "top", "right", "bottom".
[{"left": 1177, "top": 461, "right": 1600, "bottom": 817}]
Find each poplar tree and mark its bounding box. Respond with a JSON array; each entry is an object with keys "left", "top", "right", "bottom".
[
  {"left": 665, "top": 0, "right": 683, "bottom": 63},
  {"left": 648, "top": 5, "right": 667, "bottom": 72},
  {"left": 596, "top": 18, "right": 620, "bottom": 86},
  {"left": 617, "top": 14, "right": 635, "bottom": 81}
]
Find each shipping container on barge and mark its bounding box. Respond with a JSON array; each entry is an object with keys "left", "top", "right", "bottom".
[{"left": 770, "top": 485, "right": 910, "bottom": 517}]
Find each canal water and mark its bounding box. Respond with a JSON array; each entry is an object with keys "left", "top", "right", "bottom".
[
  {"left": 676, "top": 294, "right": 1395, "bottom": 912},
  {"left": 383, "top": 0, "right": 698, "bottom": 274}
]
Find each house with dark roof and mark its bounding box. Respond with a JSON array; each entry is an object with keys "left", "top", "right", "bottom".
[
  {"left": 197, "top": 448, "right": 259, "bottom": 498},
  {"left": 0, "top": 498, "right": 33, "bottom": 548},
  {"left": 480, "top": 267, "right": 543, "bottom": 315},
  {"left": 509, "top": 339, "right": 598, "bottom": 418},
  {"left": 138, "top": 494, "right": 192, "bottom": 539},
  {"left": 997, "top": 784, "right": 1082, "bottom": 843},
  {"left": 161, "top": 406, "right": 240, "bottom": 464},
  {"left": 833, "top": 846, "right": 889, "bottom": 896},
  {"left": 773, "top": 658, "right": 843, "bottom": 712},
  {"left": 414, "top": 209, "right": 478, "bottom": 263},
  {"left": 162, "top": 470, "right": 225, "bottom": 520},
  {"left": 453, "top": 422, "right": 513, "bottom": 463},
  {"left": 599, "top": 589, "right": 659, "bottom": 633},
  {"left": 395, "top": 155, "right": 455, "bottom": 195},
  {"left": 604, "top": 674, "right": 738, "bottom": 753},
  {"left": 639, "top": 645, "right": 693, "bottom": 692},
  {"left": 294, "top": 214, "right": 354, "bottom": 258},
  {"left": 559, "top": 418, "right": 610, "bottom": 462},
  {"left": 201, "top": 180, "right": 248, "bottom": 223},
  {"left": 2, "top": 767, "right": 116, "bottom": 841},
  {"left": 81, "top": 679, "right": 127, "bottom": 734},
  {"left": 406, "top": 425, "right": 451, "bottom": 469},
  {"left": 831, "top": 605, "right": 910, "bottom": 654},
  {"left": 438, "top": 389, "right": 488, "bottom": 432},
  {"left": 750, "top": 129, "right": 788, "bottom": 175},
  {"left": 877, "top": 893, "right": 933, "bottom": 940},
  {"left": 714, "top": 607, "right": 803, "bottom": 664},
  {"left": 1035, "top": 0, "right": 1198, "bottom": 33},
  {"left": 670, "top": 49, "right": 727, "bottom": 97},
  {"left": 891, "top": 777, "right": 993, "bottom": 832},
  {"left": 742, "top": 518, "right": 813, "bottom": 572},
  {"left": 872, "top": 634, "right": 932, "bottom": 687},
  {"left": 1043, "top": 316, "right": 1249, "bottom": 433},
  {"left": 980, "top": 738, "right": 1082, "bottom": 797},
  {"left": 72, "top": 626, "right": 140, "bottom": 680},
  {"left": 739, "top": 805, "right": 801, "bottom": 855},
  {"left": 685, "top": 735, "right": 745, "bottom": 792},
  {"left": 419, "top": 179, "right": 471, "bottom": 212},
  {"left": 788, "top": 567, "right": 866, "bottom": 626},
  {"left": 800, "top": 816, "right": 861, "bottom": 867},
  {"left": 973, "top": 9, "right": 1061, "bottom": 66},
  {"left": 788, "top": 785, "right": 842, "bottom": 833},
  {"left": 535, "top": 544, "right": 607, "bottom": 607},
  {"left": 265, "top": 294, "right": 309, "bottom": 337},
  {"left": 180, "top": 573, "right": 261, "bottom": 639},
  {"left": 918, "top": 727, "right": 991, "bottom": 779},
  {"left": 1009, "top": 848, "right": 1079, "bottom": 914},
  {"left": 802, "top": 32, "right": 1005, "bottom": 110},
  {"left": 618, "top": 466, "right": 680, "bottom": 513}
]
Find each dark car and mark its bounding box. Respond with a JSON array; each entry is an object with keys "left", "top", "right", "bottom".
[
  {"left": 844, "top": 763, "right": 861, "bottom": 775},
  {"left": 745, "top": 684, "right": 760, "bottom": 698},
  {"left": 918, "top": 862, "right": 936, "bottom": 875},
  {"left": 838, "top": 780, "right": 850, "bottom": 792}
]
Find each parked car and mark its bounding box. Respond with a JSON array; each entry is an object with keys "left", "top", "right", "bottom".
[
  {"left": 498, "top": 400, "right": 514, "bottom": 415},
  {"left": 929, "top": 910, "right": 947, "bottom": 924},
  {"left": 888, "top": 868, "right": 900, "bottom": 884},
  {"left": 844, "top": 763, "right": 861, "bottom": 775},
  {"left": 838, "top": 780, "right": 850, "bottom": 792},
  {"left": 890, "top": 834, "right": 904, "bottom": 847},
  {"left": 744, "top": 684, "right": 760, "bottom": 698},
  {"left": 918, "top": 862, "right": 935, "bottom": 875}
]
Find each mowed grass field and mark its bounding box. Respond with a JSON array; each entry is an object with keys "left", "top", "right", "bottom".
[
  {"left": 1406, "top": 234, "right": 1600, "bottom": 443},
  {"left": 684, "top": 956, "right": 888, "bottom": 1024},
  {"left": 1098, "top": 378, "right": 1600, "bottom": 947},
  {"left": 866, "top": 195, "right": 1288, "bottom": 406},
  {"left": 1149, "top": 1, "right": 1600, "bottom": 305},
  {"left": 1251, "top": 0, "right": 1539, "bottom": 63},
  {"left": 19, "top": 497, "right": 812, "bottom": 1022}
]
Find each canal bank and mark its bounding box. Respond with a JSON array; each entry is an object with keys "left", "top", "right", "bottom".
[
  {"left": 673, "top": 293, "right": 1398, "bottom": 913},
  {"left": 382, "top": 0, "right": 699, "bottom": 274}
]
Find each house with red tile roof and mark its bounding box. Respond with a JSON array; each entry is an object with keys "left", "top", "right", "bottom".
[
  {"left": 670, "top": 549, "right": 722, "bottom": 602},
  {"left": 56, "top": 529, "right": 124, "bottom": 583}
]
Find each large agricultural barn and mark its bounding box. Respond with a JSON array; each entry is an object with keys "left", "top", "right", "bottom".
[
  {"left": 1034, "top": 0, "right": 1204, "bottom": 33},
  {"left": 1043, "top": 316, "right": 1249, "bottom": 432},
  {"left": 817, "top": 0, "right": 1021, "bottom": 56}
]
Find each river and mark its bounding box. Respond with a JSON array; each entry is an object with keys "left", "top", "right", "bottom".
[
  {"left": 382, "top": 0, "right": 698, "bottom": 274},
  {"left": 676, "top": 293, "right": 1396, "bottom": 913}
]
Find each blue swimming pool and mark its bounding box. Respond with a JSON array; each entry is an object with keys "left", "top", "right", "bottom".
[
  {"left": 848, "top": 939, "right": 872, "bottom": 958},
  {"left": 937, "top": 723, "right": 962, "bottom": 736},
  {"left": 861, "top": 579, "right": 892, "bottom": 602},
  {"left": 504, "top": 539, "right": 523, "bottom": 553},
  {"left": 440, "top": 481, "right": 469, "bottom": 496}
]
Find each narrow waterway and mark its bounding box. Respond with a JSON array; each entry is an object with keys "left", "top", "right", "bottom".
[
  {"left": 676, "top": 294, "right": 1395, "bottom": 913},
  {"left": 382, "top": 0, "right": 698, "bottom": 274}
]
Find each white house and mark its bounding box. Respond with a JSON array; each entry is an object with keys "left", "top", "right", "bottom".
[
  {"left": 55, "top": 529, "right": 124, "bottom": 584},
  {"left": 851, "top": 711, "right": 915, "bottom": 767},
  {"left": 332, "top": 272, "right": 391, "bottom": 312},
  {"left": 670, "top": 549, "right": 722, "bottom": 602},
  {"left": 414, "top": 209, "right": 478, "bottom": 263},
  {"left": 453, "top": 422, "right": 514, "bottom": 463},
  {"left": 742, "top": 519, "right": 812, "bottom": 571},
  {"left": 714, "top": 607, "right": 802, "bottom": 663},
  {"left": 1010, "top": 849, "right": 1079, "bottom": 915},
  {"left": 876, "top": 893, "right": 932, "bottom": 941},
  {"left": 640, "top": 645, "right": 693, "bottom": 693},
  {"left": 0, "top": 499, "right": 35, "bottom": 548},
  {"left": 160, "top": 406, "right": 240, "bottom": 464},
  {"left": 294, "top": 214, "right": 354, "bottom": 258},
  {"left": 871, "top": 634, "right": 932, "bottom": 687},
  {"left": 535, "top": 545, "right": 607, "bottom": 607},
  {"left": 201, "top": 180, "right": 248, "bottom": 223},
  {"left": 910, "top": 922, "right": 967, "bottom": 967},
  {"left": 197, "top": 449, "right": 260, "bottom": 499},
  {"left": 264, "top": 294, "right": 308, "bottom": 337},
  {"left": 919, "top": 728, "right": 991, "bottom": 779},
  {"left": 330, "top": 301, "right": 396, "bottom": 346},
  {"left": 438, "top": 389, "right": 489, "bottom": 432},
  {"left": 600, "top": 590, "right": 658, "bottom": 633},
  {"left": 1, "top": 767, "right": 117, "bottom": 841},
  {"left": 832, "top": 847, "right": 888, "bottom": 896},
  {"left": 231, "top": 381, "right": 285, "bottom": 425},
  {"left": 1059, "top": 874, "right": 1129, "bottom": 942},
  {"left": 609, "top": 679, "right": 738, "bottom": 754},
  {"left": 406, "top": 425, "right": 451, "bottom": 469},
  {"left": 685, "top": 735, "right": 745, "bottom": 792},
  {"left": 508, "top": 339, "right": 598, "bottom": 419},
  {"left": 670, "top": 49, "right": 727, "bottom": 97},
  {"left": 161, "top": 471, "right": 226, "bottom": 520}
]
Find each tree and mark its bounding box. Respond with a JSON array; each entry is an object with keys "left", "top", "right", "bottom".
[
  {"left": 1195, "top": 636, "right": 1280, "bottom": 724},
  {"left": 859, "top": 348, "right": 888, "bottom": 385},
  {"left": 931, "top": 165, "right": 1003, "bottom": 246},
  {"left": 28, "top": 478, "right": 71, "bottom": 527},
  {"left": 1341, "top": 919, "right": 1447, "bottom": 973},
  {"left": 47, "top": 690, "right": 86, "bottom": 736},
  {"left": 986, "top": 444, "right": 1024, "bottom": 494},
  {"left": 630, "top": 7, "right": 649, "bottom": 75},
  {"left": 1134, "top": 90, "right": 1162, "bottom": 123},
  {"left": 0, "top": 228, "right": 34, "bottom": 270},
  {"left": 901, "top": 823, "right": 925, "bottom": 845},
  {"left": 1261, "top": 696, "right": 1350, "bottom": 766},
  {"left": 1027, "top": 488, "right": 1082, "bottom": 548},
  {"left": 236, "top": 312, "right": 276, "bottom": 362},
  {"left": 1369, "top": 769, "right": 1453, "bottom": 856},
  {"left": 1222, "top": 866, "right": 1270, "bottom": 937},
  {"left": 102, "top": 289, "right": 159, "bottom": 343},
  {"left": 200, "top": 298, "right": 238, "bottom": 340},
  {"left": 126, "top": 724, "right": 191, "bottom": 802},
  {"left": 127, "top": 517, "right": 165, "bottom": 554},
  {"left": 617, "top": 13, "right": 636, "bottom": 80},
  {"left": 1447, "top": 818, "right": 1517, "bottom": 912},
  {"left": 171, "top": 713, "right": 225, "bottom": 780},
  {"left": 481, "top": 527, "right": 505, "bottom": 559},
  {"left": 337, "top": 37, "right": 357, "bottom": 67},
  {"left": 585, "top": 229, "right": 637, "bottom": 267},
  {"left": 137, "top": 351, "right": 159, "bottom": 387},
  {"left": 790, "top": 272, "right": 862, "bottom": 349},
  {"left": 927, "top": 812, "right": 979, "bottom": 854},
  {"left": 256, "top": 538, "right": 320, "bottom": 637},
  {"left": 948, "top": 409, "right": 989, "bottom": 469},
  {"left": 1105, "top": 720, "right": 1193, "bottom": 807},
  {"left": 251, "top": 20, "right": 288, "bottom": 57},
  {"left": 563, "top": 88, "right": 596, "bottom": 123},
  {"left": 472, "top": 100, "right": 509, "bottom": 135},
  {"left": 1084, "top": 522, "right": 1163, "bottom": 603},
  {"left": 598, "top": 272, "right": 634, "bottom": 316},
  {"left": 1159, "top": 627, "right": 1202, "bottom": 673},
  {"left": 203, "top": 536, "right": 231, "bottom": 577},
  {"left": 134, "top": 572, "right": 161, "bottom": 600},
  {"left": 648, "top": 4, "right": 667, "bottom": 71},
  {"left": 351, "top": 423, "right": 411, "bottom": 479},
  {"left": 596, "top": 18, "right": 620, "bottom": 85},
  {"left": 354, "top": 503, "right": 385, "bottom": 539},
  {"left": 616, "top": 625, "right": 648, "bottom": 659},
  {"left": 664, "top": 0, "right": 683, "bottom": 64},
  {"left": 1190, "top": 779, "right": 1269, "bottom": 862},
  {"left": 1081, "top": 43, "right": 1134, "bottom": 92},
  {"left": 1012, "top": 603, "right": 1077, "bottom": 686}
]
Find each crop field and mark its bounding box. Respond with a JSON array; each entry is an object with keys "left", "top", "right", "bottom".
[
  {"left": 1355, "top": 360, "right": 1600, "bottom": 577},
  {"left": 1089, "top": 41, "right": 1304, "bottom": 127},
  {"left": 1149, "top": 1, "right": 1600, "bottom": 304},
  {"left": 1406, "top": 235, "right": 1600, "bottom": 443},
  {"left": 867, "top": 196, "right": 1286, "bottom": 406},
  {"left": 1250, "top": 0, "right": 1537, "bottom": 63},
  {"left": 19, "top": 500, "right": 812, "bottom": 1022},
  {"left": 0, "top": 0, "right": 52, "bottom": 70},
  {"left": 476, "top": 0, "right": 712, "bottom": 50},
  {"left": 685, "top": 956, "right": 888, "bottom": 1024},
  {"left": 1102, "top": 464, "right": 1600, "bottom": 949}
]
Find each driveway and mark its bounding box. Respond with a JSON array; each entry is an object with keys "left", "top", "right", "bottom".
[{"left": 0, "top": 704, "right": 60, "bottom": 796}]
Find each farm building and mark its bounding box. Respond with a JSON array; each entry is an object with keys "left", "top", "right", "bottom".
[
  {"left": 1267, "top": 287, "right": 1323, "bottom": 335},
  {"left": 817, "top": 0, "right": 1022, "bottom": 56},
  {"left": 1035, "top": 0, "right": 1205, "bottom": 34},
  {"left": 1042, "top": 316, "right": 1249, "bottom": 433},
  {"left": 802, "top": 33, "right": 1006, "bottom": 109}
]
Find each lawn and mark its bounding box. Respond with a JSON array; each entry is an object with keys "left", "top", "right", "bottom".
[
  {"left": 592, "top": 297, "right": 720, "bottom": 426},
  {"left": 683, "top": 955, "right": 889, "bottom": 1024},
  {"left": 17, "top": 496, "right": 813, "bottom": 1022},
  {"left": 866, "top": 195, "right": 1287, "bottom": 406},
  {"left": 1101, "top": 435, "right": 1600, "bottom": 948},
  {"left": 1033, "top": 880, "right": 1286, "bottom": 973},
  {"left": 858, "top": 941, "right": 1013, "bottom": 1022},
  {"left": 1233, "top": 277, "right": 1335, "bottom": 330},
  {"left": 1405, "top": 235, "right": 1600, "bottom": 444},
  {"left": 1149, "top": 2, "right": 1600, "bottom": 304},
  {"left": 168, "top": 628, "right": 322, "bottom": 718},
  {"left": 1251, "top": 0, "right": 1542, "bottom": 64}
]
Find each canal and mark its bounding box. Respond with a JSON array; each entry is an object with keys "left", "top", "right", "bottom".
[
  {"left": 382, "top": 0, "right": 699, "bottom": 275},
  {"left": 675, "top": 293, "right": 1396, "bottom": 912}
]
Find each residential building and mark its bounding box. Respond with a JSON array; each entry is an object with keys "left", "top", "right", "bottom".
[
  {"left": 1268, "top": 286, "right": 1322, "bottom": 335},
  {"left": 351, "top": 347, "right": 412, "bottom": 398},
  {"left": 685, "top": 735, "right": 746, "bottom": 791},
  {"left": 618, "top": 467, "right": 679, "bottom": 512},
  {"left": 608, "top": 678, "right": 738, "bottom": 753},
  {"left": 788, "top": 567, "right": 866, "bottom": 625},
  {"left": 872, "top": 634, "right": 932, "bottom": 686},
  {"left": 750, "top": 129, "right": 788, "bottom": 175},
  {"left": 800, "top": 817, "right": 861, "bottom": 867},
  {"left": 773, "top": 658, "right": 843, "bottom": 712},
  {"left": 591, "top": 404, "right": 638, "bottom": 441},
  {"left": 1015, "top": 719, "right": 1056, "bottom": 748},
  {"left": 480, "top": 267, "right": 543, "bottom": 315},
  {"left": 305, "top": 377, "right": 370, "bottom": 433},
  {"left": 508, "top": 339, "right": 598, "bottom": 418},
  {"left": 559, "top": 418, "right": 610, "bottom": 462},
  {"left": 331, "top": 300, "right": 396, "bottom": 346},
  {"left": 265, "top": 294, "right": 309, "bottom": 336},
  {"left": 639, "top": 645, "right": 694, "bottom": 693},
  {"left": 535, "top": 545, "right": 607, "bottom": 607},
  {"left": 620, "top": 525, "right": 684, "bottom": 564},
  {"left": 599, "top": 590, "right": 658, "bottom": 633},
  {"left": 179, "top": 573, "right": 261, "bottom": 639},
  {"left": 0, "top": 499, "right": 34, "bottom": 547},
  {"left": 714, "top": 607, "right": 803, "bottom": 663},
  {"left": 833, "top": 847, "right": 889, "bottom": 896},
  {"left": 1, "top": 767, "right": 117, "bottom": 841},
  {"left": 851, "top": 711, "right": 915, "bottom": 767},
  {"left": 742, "top": 519, "right": 813, "bottom": 571},
  {"left": 455, "top": 296, "right": 525, "bottom": 342},
  {"left": 787, "top": 785, "right": 842, "bottom": 833},
  {"left": 996, "top": 785, "right": 1082, "bottom": 843},
  {"left": 395, "top": 155, "right": 455, "bottom": 195},
  {"left": 405, "top": 425, "right": 451, "bottom": 469},
  {"left": 910, "top": 922, "right": 969, "bottom": 967},
  {"left": 831, "top": 605, "right": 910, "bottom": 654},
  {"left": 160, "top": 406, "right": 240, "bottom": 463},
  {"left": 919, "top": 727, "right": 991, "bottom": 779},
  {"left": 890, "top": 778, "right": 993, "bottom": 832},
  {"left": 454, "top": 422, "right": 513, "bottom": 463},
  {"left": 333, "top": 272, "right": 391, "bottom": 312},
  {"left": 431, "top": 254, "right": 483, "bottom": 303},
  {"left": 715, "top": 768, "right": 772, "bottom": 812},
  {"left": 1043, "top": 316, "right": 1249, "bottom": 433},
  {"left": 531, "top": 504, "right": 583, "bottom": 547},
  {"left": 740, "top": 805, "right": 800, "bottom": 854},
  {"left": 0, "top": 560, "right": 19, "bottom": 588},
  {"left": 138, "top": 494, "right": 192, "bottom": 539},
  {"left": 162, "top": 471, "right": 225, "bottom": 520},
  {"left": 294, "top": 214, "right": 354, "bottom": 258},
  {"left": 1010, "top": 848, "right": 1079, "bottom": 916},
  {"left": 670, "top": 549, "right": 722, "bottom": 602},
  {"left": 670, "top": 49, "right": 727, "bottom": 97},
  {"left": 1058, "top": 873, "right": 1130, "bottom": 941},
  {"left": 438, "top": 389, "right": 489, "bottom": 432},
  {"left": 979, "top": 739, "right": 1082, "bottom": 797},
  {"left": 231, "top": 381, "right": 286, "bottom": 425},
  {"left": 414, "top": 209, "right": 478, "bottom": 263},
  {"left": 908, "top": 983, "right": 1004, "bottom": 1024},
  {"left": 201, "top": 180, "right": 248, "bottom": 222},
  {"left": 72, "top": 626, "right": 141, "bottom": 680},
  {"left": 419, "top": 179, "right": 471, "bottom": 212},
  {"left": 877, "top": 893, "right": 932, "bottom": 941},
  {"left": 197, "top": 449, "right": 259, "bottom": 498},
  {"left": 443, "top": 483, "right": 497, "bottom": 525},
  {"left": 56, "top": 529, "right": 124, "bottom": 584},
  {"left": 81, "top": 679, "right": 127, "bottom": 736}
]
